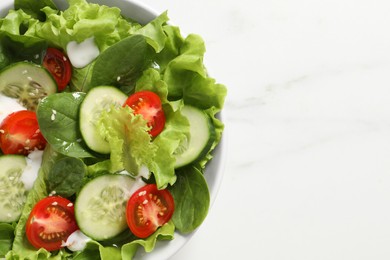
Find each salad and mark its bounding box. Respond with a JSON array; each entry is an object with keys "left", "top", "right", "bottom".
[{"left": 0, "top": 0, "right": 226, "bottom": 259}]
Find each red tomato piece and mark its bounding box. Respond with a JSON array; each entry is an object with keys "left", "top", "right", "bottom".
[
  {"left": 26, "top": 196, "right": 78, "bottom": 251},
  {"left": 43, "top": 48, "right": 72, "bottom": 91},
  {"left": 123, "top": 90, "right": 166, "bottom": 137},
  {"left": 0, "top": 110, "right": 46, "bottom": 155},
  {"left": 126, "top": 184, "right": 175, "bottom": 238}
]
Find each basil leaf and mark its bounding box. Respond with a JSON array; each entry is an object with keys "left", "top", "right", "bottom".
[
  {"left": 90, "top": 34, "right": 154, "bottom": 94},
  {"left": 47, "top": 157, "right": 86, "bottom": 197},
  {"left": 168, "top": 167, "right": 210, "bottom": 233},
  {"left": 37, "top": 92, "right": 95, "bottom": 158}
]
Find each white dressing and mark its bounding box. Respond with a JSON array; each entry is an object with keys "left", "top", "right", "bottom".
[
  {"left": 62, "top": 230, "right": 91, "bottom": 251},
  {"left": 138, "top": 165, "right": 151, "bottom": 179},
  {"left": 66, "top": 37, "right": 100, "bottom": 68},
  {"left": 0, "top": 95, "right": 25, "bottom": 123},
  {"left": 118, "top": 166, "right": 150, "bottom": 197},
  {"left": 21, "top": 150, "right": 43, "bottom": 190}
]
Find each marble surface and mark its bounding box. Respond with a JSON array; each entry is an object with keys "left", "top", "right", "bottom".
[{"left": 143, "top": 0, "right": 390, "bottom": 259}]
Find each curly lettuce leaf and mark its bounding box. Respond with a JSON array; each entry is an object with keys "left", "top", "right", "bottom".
[
  {"left": 159, "top": 32, "right": 226, "bottom": 168},
  {"left": 29, "top": 0, "right": 135, "bottom": 51},
  {"left": 71, "top": 222, "right": 174, "bottom": 260},
  {"left": 121, "top": 221, "right": 175, "bottom": 260},
  {"left": 97, "top": 69, "right": 190, "bottom": 188},
  {"left": 163, "top": 33, "right": 226, "bottom": 109},
  {"left": 98, "top": 106, "right": 155, "bottom": 175},
  {"left": 135, "top": 69, "right": 190, "bottom": 188},
  {"left": 154, "top": 25, "right": 184, "bottom": 72},
  {"left": 134, "top": 11, "right": 169, "bottom": 53}
]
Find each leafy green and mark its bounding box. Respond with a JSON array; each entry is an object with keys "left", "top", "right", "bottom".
[
  {"left": 36, "top": 92, "right": 96, "bottom": 158},
  {"left": 71, "top": 222, "right": 174, "bottom": 260},
  {"left": 134, "top": 11, "right": 169, "bottom": 53},
  {"left": 149, "top": 104, "right": 189, "bottom": 188},
  {"left": 32, "top": 0, "right": 136, "bottom": 51},
  {"left": 14, "top": 0, "right": 57, "bottom": 21},
  {"left": 0, "top": 9, "right": 47, "bottom": 66},
  {"left": 163, "top": 33, "right": 227, "bottom": 109},
  {"left": 47, "top": 157, "right": 86, "bottom": 197},
  {"left": 154, "top": 25, "right": 184, "bottom": 72},
  {"left": 97, "top": 69, "right": 190, "bottom": 189},
  {"left": 134, "top": 68, "right": 190, "bottom": 188},
  {"left": 98, "top": 106, "right": 155, "bottom": 176},
  {"left": 70, "top": 62, "right": 95, "bottom": 92},
  {"left": 90, "top": 34, "right": 154, "bottom": 93},
  {"left": 121, "top": 221, "right": 175, "bottom": 260},
  {"left": 168, "top": 167, "right": 210, "bottom": 233},
  {"left": 0, "top": 223, "right": 14, "bottom": 257}
]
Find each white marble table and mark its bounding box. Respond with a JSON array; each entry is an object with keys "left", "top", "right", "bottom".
[{"left": 144, "top": 0, "right": 390, "bottom": 259}]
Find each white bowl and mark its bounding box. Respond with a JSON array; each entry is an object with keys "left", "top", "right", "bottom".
[{"left": 0, "top": 0, "right": 226, "bottom": 259}]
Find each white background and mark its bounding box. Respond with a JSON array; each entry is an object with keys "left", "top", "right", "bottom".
[{"left": 142, "top": 0, "right": 390, "bottom": 259}]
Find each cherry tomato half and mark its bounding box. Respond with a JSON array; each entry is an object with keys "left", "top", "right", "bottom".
[
  {"left": 123, "top": 91, "right": 166, "bottom": 137},
  {"left": 43, "top": 48, "right": 72, "bottom": 91},
  {"left": 126, "top": 184, "right": 174, "bottom": 238},
  {"left": 0, "top": 110, "right": 46, "bottom": 155},
  {"left": 26, "top": 196, "right": 78, "bottom": 251}
]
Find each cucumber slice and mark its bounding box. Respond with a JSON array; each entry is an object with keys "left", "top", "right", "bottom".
[
  {"left": 0, "top": 155, "right": 27, "bottom": 222},
  {"left": 79, "top": 86, "right": 127, "bottom": 154},
  {"left": 174, "top": 105, "right": 216, "bottom": 168},
  {"left": 0, "top": 62, "right": 57, "bottom": 111},
  {"left": 75, "top": 174, "right": 135, "bottom": 241}
]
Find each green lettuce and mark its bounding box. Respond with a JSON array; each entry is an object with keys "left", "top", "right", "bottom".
[
  {"left": 97, "top": 69, "right": 190, "bottom": 189},
  {"left": 98, "top": 105, "right": 155, "bottom": 176},
  {"left": 28, "top": 0, "right": 138, "bottom": 51},
  {"left": 121, "top": 221, "right": 175, "bottom": 260},
  {"left": 72, "top": 222, "right": 174, "bottom": 260},
  {"left": 134, "top": 11, "right": 169, "bottom": 53}
]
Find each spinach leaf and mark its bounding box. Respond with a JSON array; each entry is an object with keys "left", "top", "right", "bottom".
[
  {"left": 69, "top": 62, "right": 94, "bottom": 92},
  {"left": 36, "top": 92, "right": 95, "bottom": 158},
  {"left": 47, "top": 157, "right": 86, "bottom": 197},
  {"left": 0, "top": 34, "right": 47, "bottom": 65},
  {"left": 168, "top": 167, "right": 210, "bottom": 233},
  {"left": 0, "top": 43, "right": 10, "bottom": 70},
  {"left": 90, "top": 34, "right": 154, "bottom": 94},
  {"left": 14, "top": 0, "right": 57, "bottom": 21},
  {"left": 0, "top": 223, "right": 14, "bottom": 257}
]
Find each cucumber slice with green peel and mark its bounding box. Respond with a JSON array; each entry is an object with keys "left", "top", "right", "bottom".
[
  {"left": 79, "top": 86, "right": 127, "bottom": 154},
  {"left": 174, "top": 105, "right": 216, "bottom": 168},
  {"left": 0, "top": 155, "right": 27, "bottom": 222},
  {"left": 0, "top": 62, "right": 57, "bottom": 111},
  {"left": 75, "top": 174, "right": 135, "bottom": 241}
]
